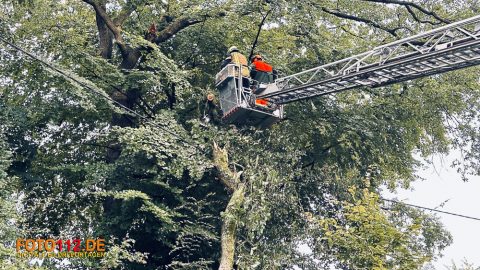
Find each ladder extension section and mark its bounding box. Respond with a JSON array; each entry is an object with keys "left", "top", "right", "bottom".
[{"left": 261, "top": 15, "right": 480, "bottom": 104}]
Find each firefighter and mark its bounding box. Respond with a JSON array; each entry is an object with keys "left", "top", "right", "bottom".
[
  {"left": 250, "top": 54, "right": 274, "bottom": 107},
  {"left": 221, "top": 46, "right": 250, "bottom": 88},
  {"left": 201, "top": 92, "right": 221, "bottom": 125},
  {"left": 250, "top": 54, "right": 274, "bottom": 84}
]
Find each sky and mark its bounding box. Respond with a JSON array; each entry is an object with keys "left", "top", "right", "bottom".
[{"left": 383, "top": 151, "right": 480, "bottom": 269}]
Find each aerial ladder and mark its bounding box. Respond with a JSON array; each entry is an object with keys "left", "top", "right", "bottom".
[{"left": 215, "top": 14, "right": 480, "bottom": 128}]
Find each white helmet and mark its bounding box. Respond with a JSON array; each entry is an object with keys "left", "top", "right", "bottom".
[{"left": 228, "top": 46, "right": 239, "bottom": 54}]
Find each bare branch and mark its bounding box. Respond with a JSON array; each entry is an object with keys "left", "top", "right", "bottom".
[
  {"left": 362, "top": 0, "right": 451, "bottom": 24},
  {"left": 405, "top": 5, "right": 440, "bottom": 25},
  {"left": 321, "top": 7, "right": 401, "bottom": 37},
  {"left": 248, "top": 9, "right": 272, "bottom": 60}
]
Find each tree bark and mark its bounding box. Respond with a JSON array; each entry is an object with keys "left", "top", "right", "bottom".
[
  {"left": 96, "top": 12, "right": 113, "bottom": 58},
  {"left": 94, "top": 0, "right": 113, "bottom": 59},
  {"left": 219, "top": 183, "right": 245, "bottom": 270},
  {"left": 212, "top": 142, "right": 245, "bottom": 270},
  {"left": 119, "top": 47, "right": 142, "bottom": 69}
]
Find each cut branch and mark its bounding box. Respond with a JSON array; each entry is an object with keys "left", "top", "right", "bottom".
[{"left": 212, "top": 141, "right": 241, "bottom": 191}]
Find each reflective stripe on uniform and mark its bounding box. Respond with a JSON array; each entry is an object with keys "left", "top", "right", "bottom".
[{"left": 231, "top": 52, "right": 250, "bottom": 77}]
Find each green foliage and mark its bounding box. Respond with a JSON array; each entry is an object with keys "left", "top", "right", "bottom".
[
  {"left": 99, "top": 238, "right": 148, "bottom": 269},
  {"left": 1, "top": 0, "right": 480, "bottom": 269},
  {"left": 314, "top": 186, "right": 451, "bottom": 269},
  {"left": 0, "top": 102, "right": 33, "bottom": 269},
  {"left": 447, "top": 260, "right": 480, "bottom": 270}
]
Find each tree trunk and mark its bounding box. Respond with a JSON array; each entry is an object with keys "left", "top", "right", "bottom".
[
  {"left": 219, "top": 183, "right": 245, "bottom": 270},
  {"left": 212, "top": 142, "right": 245, "bottom": 270},
  {"left": 95, "top": 1, "right": 113, "bottom": 59},
  {"left": 119, "top": 47, "right": 141, "bottom": 69}
]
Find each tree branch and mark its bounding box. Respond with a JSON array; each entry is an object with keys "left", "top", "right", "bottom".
[
  {"left": 248, "top": 9, "right": 272, "bottom": 60},
  {"left": 81, "top": 0, "right": 129, "bottom": 56},
  {"left": 340, "top": 25, "right": 367, "bottom": 40},
  {"left": 362, "top": 0, "right": 451, "bottom": 24},
  {"left": 321, "top": 7, "right": 401, "bottom": 37},
  {"left": 405, "top": 5, "right": 440, "bottom": 25},
  {"left": 155, "top": 17, "right": 203, "bottom": 43},
  {"left": 113, "top": 4, "right": 137, "bottom": 27},
  {"left": 155, "top": 11, "right": 227, "bottom": 44},
  {"left": 212, "top": 141, "right": 241, "bottom": 192}
]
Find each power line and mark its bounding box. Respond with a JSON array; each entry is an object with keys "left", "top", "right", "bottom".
[
  {"left": 380, "top": 197, "right": 480, "bottom": 222},
  {"left": 0, "top": 36, "right": 207, "bottom": 154}
]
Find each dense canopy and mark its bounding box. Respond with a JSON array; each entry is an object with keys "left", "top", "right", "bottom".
[{"left": 1, "top": 0, "right": 480, "bottom": 269}]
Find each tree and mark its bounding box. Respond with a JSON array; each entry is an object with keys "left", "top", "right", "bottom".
[
  {"left": 1, "top": 0, "right": 480, "bottom": 269},
  {"left": 448, "top": 260, "right": 480, "bottom": 270}
]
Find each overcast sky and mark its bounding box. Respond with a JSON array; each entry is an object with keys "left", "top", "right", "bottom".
[{"left": 384, "top": 151, "right": 480, "bottom": 269}]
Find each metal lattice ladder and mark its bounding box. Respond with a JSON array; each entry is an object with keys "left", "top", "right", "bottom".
[{"left": 260, "top": 15, "right": 480, "bottom": 104}]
